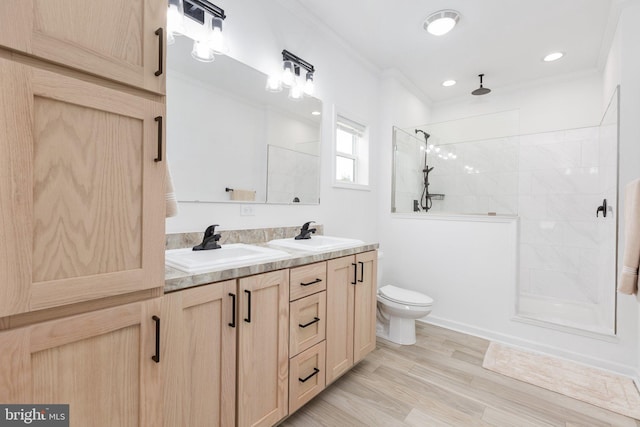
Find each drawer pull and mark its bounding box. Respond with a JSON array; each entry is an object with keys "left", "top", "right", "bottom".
[
  {"left": 154, "top": 27, "right": 164, "bottom": 76},
  {"left": 300, "top": 278, "right": 322, "bottom": 287},
  {"left": 244, "top": 290, "right": 251, "bottom": 323},
  {"left": 151, "top": 315, "right": 160, "bottom": 363},
  {"left": 228, "top": 293, "right": 236, "bottom": 328},
  {"left": 299, "top": 317, "right": 320, "bottom": 329},
  {"left": 351, "top": 263, "right": 357, "bottom": 285},
  {"left": 298, "top": 367, "right": 320, "bottom": 383},
  {"left": 154, "top": 116, "right": 163, "bottom": 162}
]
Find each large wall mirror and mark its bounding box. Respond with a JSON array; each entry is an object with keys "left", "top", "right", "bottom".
[{"left": 167, "top": 36, "right": 322, "bottom": 204}]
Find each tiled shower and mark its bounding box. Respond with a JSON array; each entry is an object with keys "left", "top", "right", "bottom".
[{"left": 392, "top": 90, "right": 619, "bottom": 335}]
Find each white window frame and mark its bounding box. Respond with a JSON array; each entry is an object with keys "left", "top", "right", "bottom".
[{"left": 333, "top": 111, "right": 370, "bottom": 190}]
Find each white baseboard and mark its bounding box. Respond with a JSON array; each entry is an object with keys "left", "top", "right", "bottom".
[
  {"left": 634, "top": 370, "right": 640, "bottom": 393},
  {"left": 419, "top": 316, "right": 638, "bottom": 379}
]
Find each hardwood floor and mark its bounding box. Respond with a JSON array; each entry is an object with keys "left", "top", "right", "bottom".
[{"left": 280, "top": 323, "right": 640, "bottom": 427}]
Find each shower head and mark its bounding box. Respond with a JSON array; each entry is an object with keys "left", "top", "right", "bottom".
[
  {"left": 415, "top": 129, "right": 430, "bottom": 142},
  {"left": 472, "top": 73, "right": 491, "bottom": 96}
]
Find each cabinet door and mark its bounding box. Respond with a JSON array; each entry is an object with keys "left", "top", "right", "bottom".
[
  {"left": 163, "top": 281, "right": 236, "bottom": 427},
  {"left": 353, "top": 251, "right": 377, "bottom": 362},
  {"left": 0, "top": 0, "right": 166, "bottom": 93},
  {"left": 325, "top": 255, "right": 355, "bottom": 385},
  {"left": 237, "top": 270, "right": 289, "bottom": 427},
  {"left": 0, "top": 299, "right": 162, "bottom": 427},
  {"left": 0, "top": 58, "right": 165, "bottom": 317}
]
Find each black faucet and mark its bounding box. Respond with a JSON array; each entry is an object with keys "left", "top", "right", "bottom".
[
  {"left": 294, "top": 221, "right": 317, "bottom": 240},
  {"left": 193, "top": 224, "right": 222, "bottom": 251}
]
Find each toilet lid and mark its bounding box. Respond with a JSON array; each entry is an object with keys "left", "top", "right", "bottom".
[{"left": 379, "top": 285, "right": 433, "bottom": 306}]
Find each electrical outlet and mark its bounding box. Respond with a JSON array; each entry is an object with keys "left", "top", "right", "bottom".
[{"left": 240, "top": 204, "right": 255, "bottom": 216}]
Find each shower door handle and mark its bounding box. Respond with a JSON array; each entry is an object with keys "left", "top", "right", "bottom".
[{"left": 596, "top": 199, "right": 607, "bottom": 218}]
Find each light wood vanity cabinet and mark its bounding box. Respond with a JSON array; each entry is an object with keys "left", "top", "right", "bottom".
[
  {"left": 0, "top": 57, "right": 166, "bottom": 318},
  {"left": 163, "top": 271, "right": 290, "bottom": 427},
  {"left": 0, "top": 0, "right": 166, "bottom": 94},
  {"left": 237, "top": 270, "right": 290, "bottom": 427},
  {"left": 326, "top": 251, "right": 377, "bottom": 385},
  {"left": 163, "top": 281, "right": 236, "bottom": 427},
  {"left": 0, "top": 299, "right": 163, "bottom": 427}
]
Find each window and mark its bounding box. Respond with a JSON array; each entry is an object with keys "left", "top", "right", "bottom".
[{"left": 335, "top": 115, "right": 369, "bottom": 187}]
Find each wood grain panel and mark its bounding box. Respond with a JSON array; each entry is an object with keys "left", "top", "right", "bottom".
[
  {"left": 32, "top": 97, "right": 143, "bottom": 282},
  {"left": 32, "top": 325, "right": 141, "bottom": 427},
  {"left": 163, "top": 281, "right": 236, "bottom": 427},
  {"left": 0, "top": 0, "right": 165, "bottom": 93},
  {"left": 290, "top": 262, "right": 326, "bottom": 301},
  {"left": 33, "top": 0, "right": 144, "bottom": 66},
  {"left": 325, "top": 256, "right": 355, "bottom": 385},
  {"left": 289, "top": 341, "right": 326, "bottom": 413},
  {"left": 290, "top": 292, "right": 326, "bottom": 356},
  {"left": 238, "top": 270, "right": 289, "bottom": 427},
  {"left": 0, "top": 58, "right": 32, "bottom": 317},
  {"left": 354, "top": 251, "right": 377, "bottom": 363}
]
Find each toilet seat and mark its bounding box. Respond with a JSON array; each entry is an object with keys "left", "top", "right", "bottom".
[{"left": 379, "top": 285, "right": 433, "bottom": 307}]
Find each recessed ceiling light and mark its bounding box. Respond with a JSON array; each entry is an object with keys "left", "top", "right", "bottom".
[
  {"left": 423, "top": 10, "right": 460, "bottom": 36},
  {"left": 442, "top": 80, "right": 456, "bottom": 87},
  {"left": 311, "top": 111, "right": 321, "bottom": 116},
  {"left": 543, "top": 52, "right": 564, "bottom": 62}
]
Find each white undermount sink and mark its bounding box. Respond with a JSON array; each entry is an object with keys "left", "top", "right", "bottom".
[
  {"left": 165, "top": 243, "right": 291, "bottom": 274},
  {"left": 267, "top": 235, "right": 365, "bottom": 252}
]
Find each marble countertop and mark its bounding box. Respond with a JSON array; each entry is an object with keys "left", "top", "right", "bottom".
[{"left": 164, "top": 242, "right": 379, "bottom": 293}]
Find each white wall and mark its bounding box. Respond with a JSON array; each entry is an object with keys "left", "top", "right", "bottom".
[{"left": 166, "top": 0, "right": 381, "bottom": 242}]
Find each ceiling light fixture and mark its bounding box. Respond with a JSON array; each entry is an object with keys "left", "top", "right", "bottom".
[
  {"left": 543, "top": 52, "right": 564, "bottom": 62},
  {"left": 423, "top": 10, "right": 460, "bottom": 36},
  {"left": 168, "top": 0, "right": 228, "bottom": 62},
  {"left": 266, "top": 50, "right": 316, "bottom": 101},
  {"left": 442, "top": 79, "right": 456, "bottom": 87}
]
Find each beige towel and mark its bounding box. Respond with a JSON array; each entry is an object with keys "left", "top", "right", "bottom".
[
  {"left": 230, "top": 189, "right": 256, "bottom": 201},
  {"left": 165, "top": 162, "right": 178, "bottom": 218},
  {"left": 618, "top": 179, "right": 640, "bottom": 295}
]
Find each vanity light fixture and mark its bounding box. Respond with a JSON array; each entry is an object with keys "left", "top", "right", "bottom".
[
  {"left": 423, "top": 10, "right": 460, "bottom": 36},
  {"left": 168, "top": 0, "right": 228, "bottom": 62},
  {"left": 266, "top": 50, "right": 316, "bottom": 100},
  {"left": 543, "top": 51, "right": 564, "bottom": 62}
]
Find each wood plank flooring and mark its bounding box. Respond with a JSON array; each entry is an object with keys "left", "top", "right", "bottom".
[{"left": 279, "top": 323, "right": 640, "bottom": 427}]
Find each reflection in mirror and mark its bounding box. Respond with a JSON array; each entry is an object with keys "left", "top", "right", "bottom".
[{"left": 167, "top": 36, "right": 322, "bottom": 204}]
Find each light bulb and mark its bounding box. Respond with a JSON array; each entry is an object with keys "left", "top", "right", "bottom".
[
  {"left": 167, "top": 0, "right": 185, "bottom": 35},
  {"left": 304, "top": 72, "right": 314, "bottom": 96},
  {"left": 289, "top": 82, "right": 303, "bottom": 100},
  {"left": 282, "top": 61, "right": 294, "bottom": 87},
  {"left": 191, "top": 40, "right": 215, "bottom": 62},
  {"left": 209, "top": 16, "right": 228, "bottom": 55},
  {"left": 265, "top": 76, "right": 282, "bottom": 92}
]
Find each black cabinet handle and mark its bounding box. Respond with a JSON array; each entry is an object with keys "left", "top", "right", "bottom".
[
  {"left": 351, "top": 263, "right": 357, "bottom": 285},
  {"left": 298, "top": 367, "right": 320, "bottom": 383},
  {"left": 299, "top": 317, "right": 320, "bottom": 328},
  {"left": 154, "top": 116, "right": 163, "bottom": 162},
  {"left": 244, "top": 290, "right": 251, "bottom": 323},
  {"left": 358, "top": 261, "right": 364, "bottom": 283},
  {"left": 154, "top": 27, "right": 164, "bottom": 76},
  {"left": 596, "top": 199, "right": 607, "bottom": 217},
  {"left": 300, "top": 278, "right": 322, "bottom": 287},
  {"left": 151, "top": 315, "right": 160, "bottom": 363},
  {"left": 228, "top": 293, "right": 236, "bottom": 328}
]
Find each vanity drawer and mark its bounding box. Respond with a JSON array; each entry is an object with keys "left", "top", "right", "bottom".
[
  {"left": 290, "top": 262, "right": 327, "bottom": 301},
  {"left": 290, "top": 292, "right": 326, "bottom": 356},
  {"left": 289, "top": 341, "right": 326, "bottom": 413}
]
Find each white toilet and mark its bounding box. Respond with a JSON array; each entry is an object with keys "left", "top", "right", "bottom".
[{"left": 376, "top": 252, "right": 434, "bottom": 345}]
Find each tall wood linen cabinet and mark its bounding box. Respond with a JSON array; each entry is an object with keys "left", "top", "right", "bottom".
[{"left": 0, "top": 1, "right": 167, "bottom": 425}]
